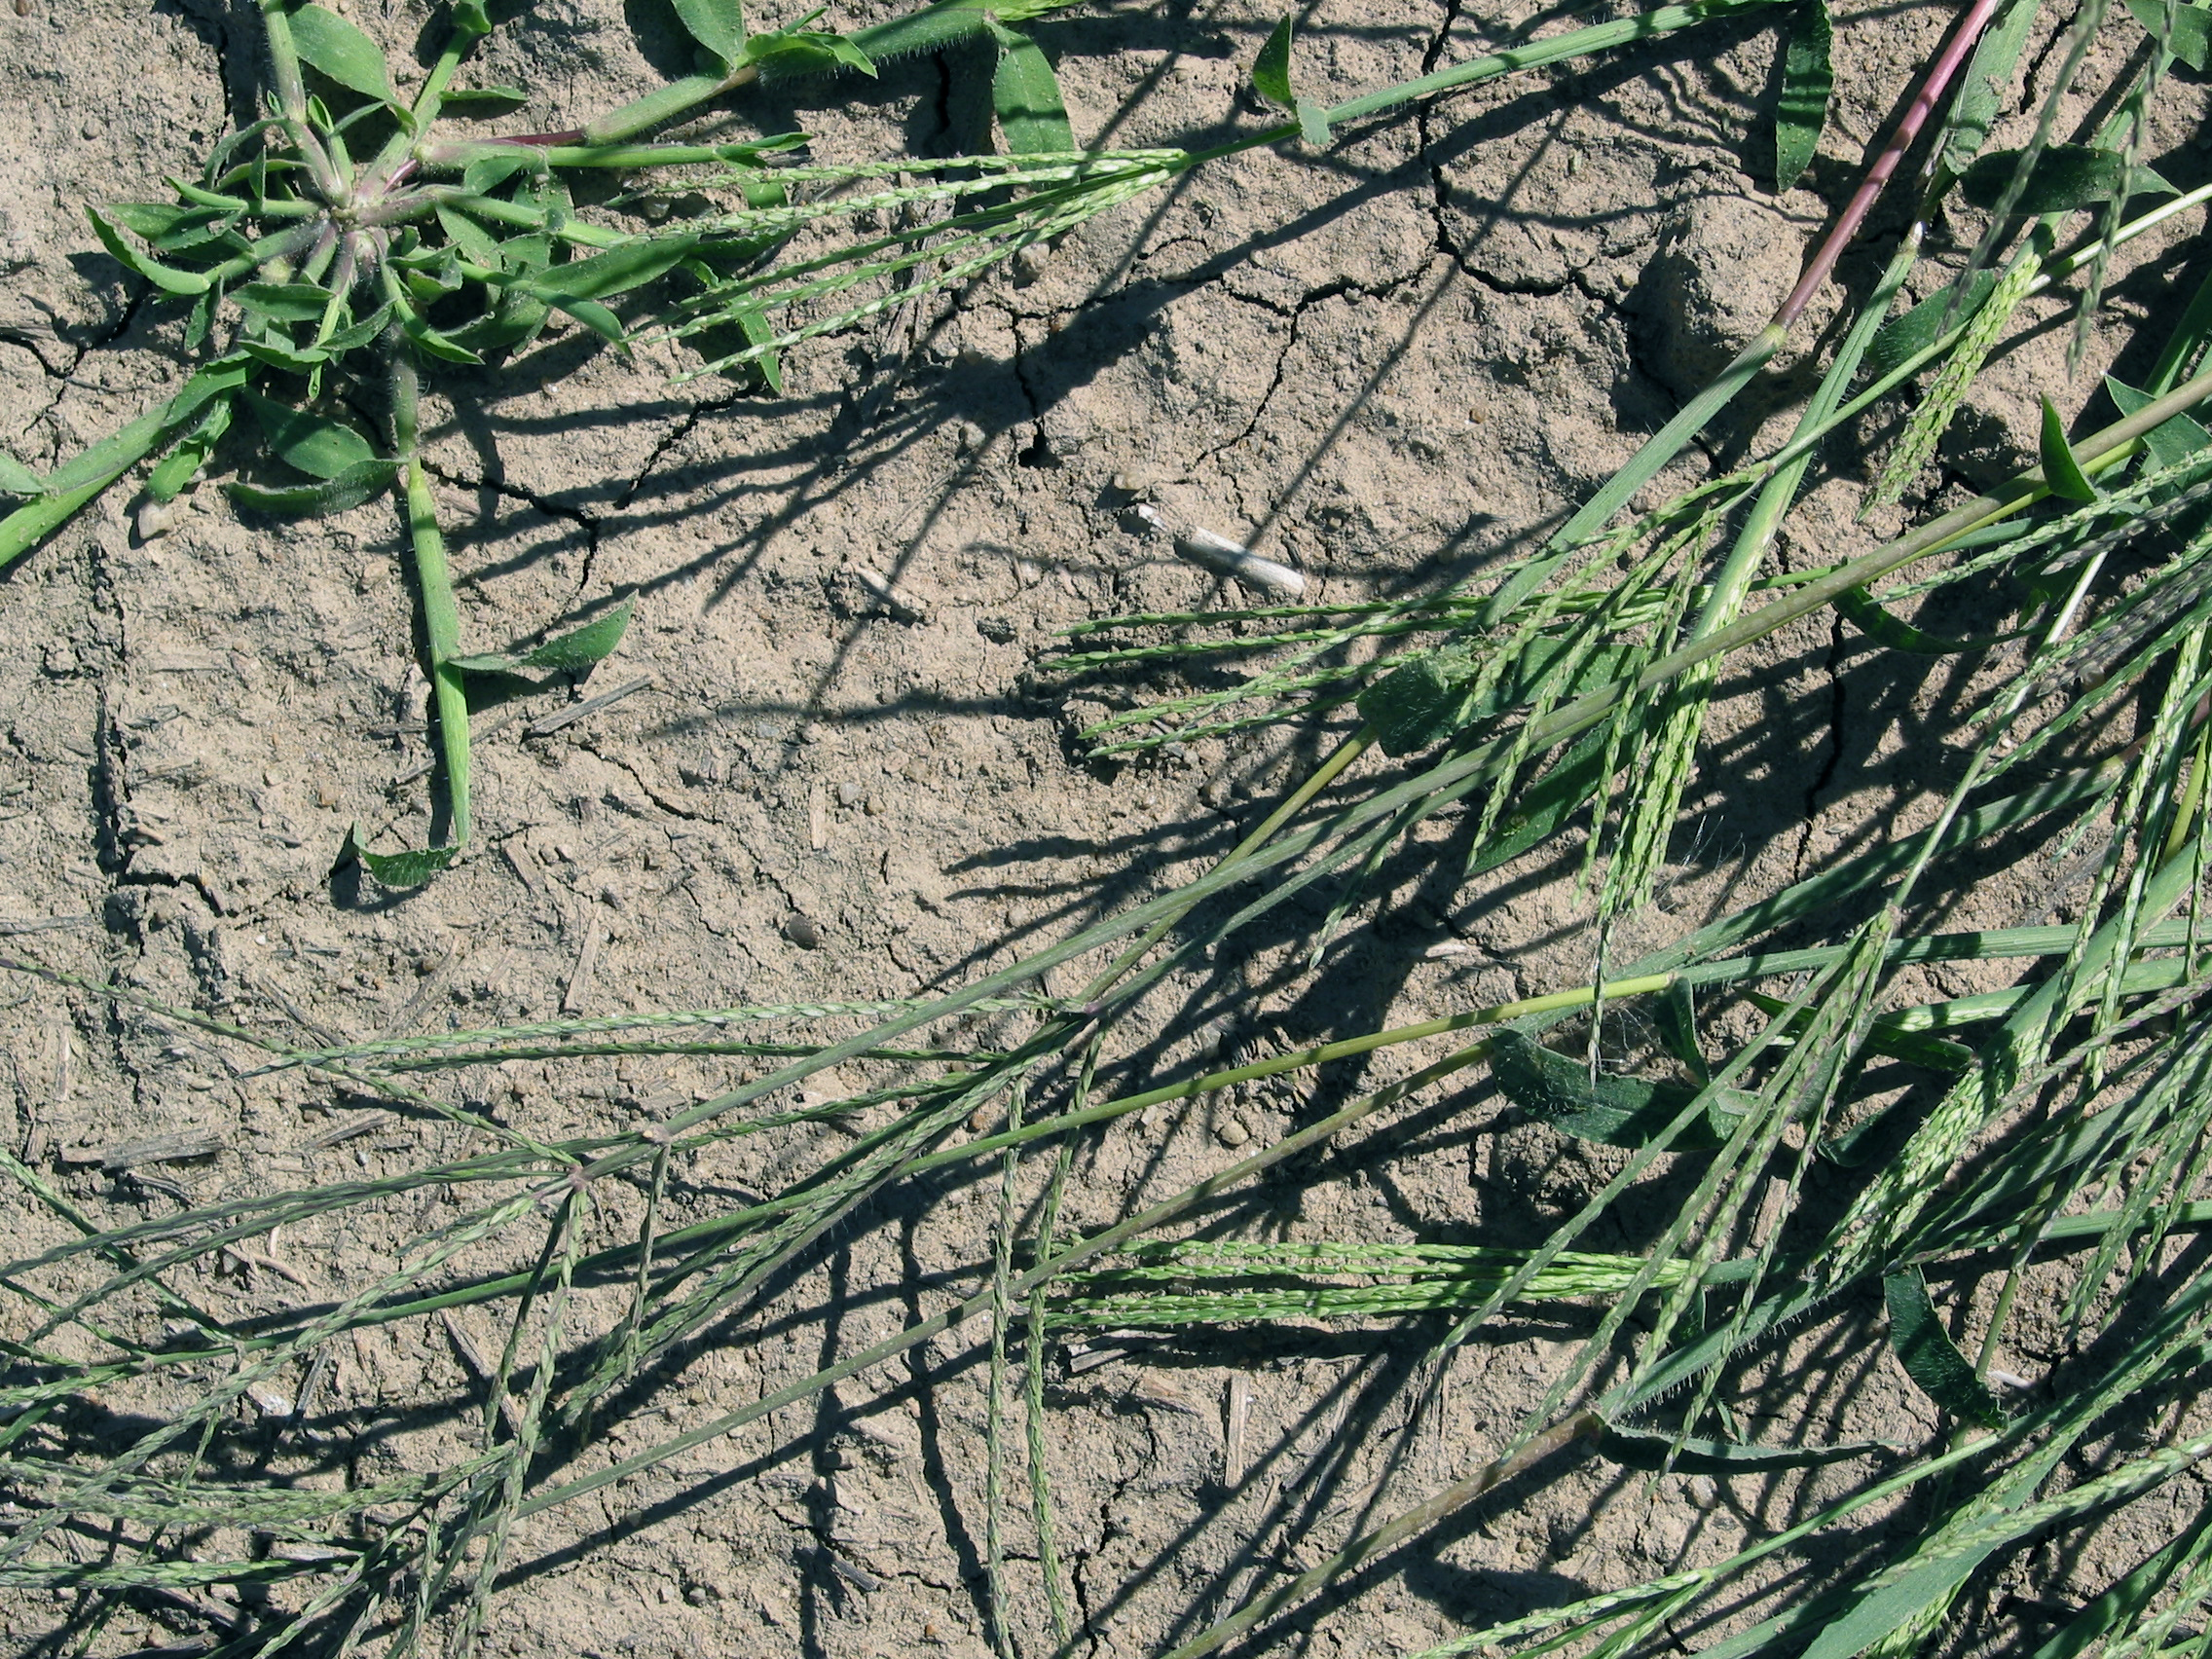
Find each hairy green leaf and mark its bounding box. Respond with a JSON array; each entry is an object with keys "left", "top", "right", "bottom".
[
  {"left": 1464, "top": 730, "right": 1608, "bottom": 876},
  {"left": 1883, "top": 1268, "right": 2005, "bottom": 1428},
  {"left": 86, "top": 208, "right": 211, "bottom": 296},
  {"left": 1833, "top": 586, "right": 2014, "bottom": 653},
  {"left": 349, "top": 830, "right": 459, "bottom": 888},
  {"left": 2039, "top": 396, "right": 2099, "bottom": 502},
  {"left": 285, "top": 3, "right": 399, "bottom": 104},
  {"left": 436, "top": 205, "right": 504, "bottom": 270},
  {"left": 1864, "top": 270, "right": 2000, "bottom": 381},
  {"left": 227, "top": 458, "right": 401, "bottom": 516},
  {"left": 1357, "top": 651, "right": 1476, "bottom": 756},
  {"left": 673, "top": 0, "right": 747, "bottom": 65},
  {"left": 450, "top": 596, "right": 635, "bottom": 675},
  {"left": 544, "top": 295, "right": 626, "bottom": 345},
  {"left": 1600, "top": 1425, "right": 1894, "bottom": 1473},
  {"left": 240, "top": 336, "right": 329, "bottom": 373},
  {"left": 523, "top": 236, "right": 699, "bottom": 302},
  {"left": 463, "top": 152, "right": 536, "bottom": 196},
  {"left": 744, "top": 26, "right": 878, "bottom": 77},
  {"left": 439, "top": 85, "right": 531, "bottom": 113},
  {"left": 1253, "top": 16, "right": 1297, "bottom": 107},
  {"left": 0, "top": 455, "right": 44, "bottom": 497},
  {"left": 1960, "top": 145, "right": 2175, "bottom": 214},
  {"left": 1489, "top": 1028, "right": 1741, "bottom": 1151},
  {"left": 2128, "top": 0, "right": 2212, "bottom": 70},
  {"left": 106, "top": 202, "right": 198, "bottom": 240},
  {"left": 242, "top": 390, "right": 378, "bottom": 481},
  {"left": 144, "top": 394, "right": 231, "bottom": 503},
  {"left": 234, "top": 282, "right": 333, "bottom": 325},
  {"left": 399, "top": 306, "right": 485, "bottom": 365},
  {"left": 1296, "top": 95, "right": 1334, "bottom": 146},
  {"left": 989, "top": 23, "right": 1075, "bottom": 155},
  {"left": 1770, "top": 0, "right": 1831, "bottom": 191},
  {"left": 319, "top": 303, "right": 394, "bottom": 353},
  {"left": 734, "top": 304, "right": 785, "bottom": 393},
  {"left": 2105, "top": 375, "right": 2212, "bottom": 474},
  {"left": 1942, "top": 0, "right": 2039, "bottom": 174}
]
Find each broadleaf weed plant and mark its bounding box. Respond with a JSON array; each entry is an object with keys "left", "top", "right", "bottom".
[{"left": 11, "top": 2, "right": 2212, "bottom": 1658}]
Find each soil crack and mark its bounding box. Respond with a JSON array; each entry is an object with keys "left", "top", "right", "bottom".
[{"left": 1790, "top": 609, "right": 1850, "bottom": 878}]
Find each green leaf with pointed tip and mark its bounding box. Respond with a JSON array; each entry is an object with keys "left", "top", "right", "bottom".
[
  {"left": 1834, "top": 585, "right": 2014, "bottom": 653},
  {"left": 1489, "top": 1028, "right": 1743, "bottom": 1152},
  {"left": 451, "top": 597, "right": 637, "bottom": 677},
  {"left": 107, "top": 202, "right": 198, "bottom": 240},
  {"left": 1253, "top": 15, "right": 1296, "bottom": 107},
  {"left": 452, "top": 596, "right": 636, "bottom": 675},
  {"left": 524, "top": 595, "right": 634, "bottom": 670},
  {"left": 349, "top": 830, "right": 459, "bottom": 888},
  {"left": 1864, "top": 270, "right": 1999, "bottom": 381},
  {"left": 453, "top": 0, "right": 493, "bottom": 36},
  {"left": 398, "top": 306, "right": 484, "bottom": 365},
  {"left": 436, "top": 205, "right": 504, "bottom": 270},
  {"left": 227, "top": 458, "right": 402, "bottom": 516},
  {"left": 2040, "top": 396, "right": 2099, "bottom": 501},
  {"left": 1884, "top": 1268, "right": 2004, "bottom": 1428},
  {"left": 242, "top": 390, "right": 378, "bottom": 481},
  {"left": 2105, "top": 375, "right": 2212, "bottom": 474},
  {"left": 1960, "top": 144, "right": 2175, "bottom": 213},
  {"left": 1650, "top": 980, "right": 1709, "bottom": 1081},
  {"left": 735, "top": 304, "right": 785, "bottom": 394},
  {"left": 545, "top": 294, "right": 626, "bottom": 345},
  {"left": 2129, "top": 0, "right": 2212, "bottom": 69},
  {"left": 522, "top": 235, "right": 699, "bottom": 302},
  {"left": 463, "top": 153, "right": 535, "bottom": 196},
  {"left": 440, "top": 85, "right": 531, "bottom": 113},
  {"left": 988, "top": 22, "right": 1074, "bottom": 155},
  {"left": 234, "top": 282, "right": 334, "bottom": 325},
  {"left": 1600, "top": 1425, "right": 1893, "bottom": 1473},
  {"left": 1295, "top": 96, "right": 1333, "bottom": 146},
  {"left": 1942, "top": 0, "right": 2037, "bottom": 175},
  {"left": 1463, "top": 728, "right": 1608, "bottom": 876},
  {"left": 86, "top": 208, "right": 211, "bottom": 296},
  {"left": 673, "top": 0, "right": 745, "bottom": 64},
  {"left": 286, "top": 3, "right": 399, "bottom": 104},
  {"left": 1357, "top": 650, "right": 1475, "bottom": 756},
  {"left": 0, "top": 454, "right": 44, "bottom": 497},
  {"left": 240, "top": 336, "right": 330, "bottom": 373},
  {"left": 1770, "top": 0, "right": 1830, "bottom": 191},
  {"left": 319, "top": 302, "right": 393, "bottom": 352},
  {"left": 741, "top": 21, "right": 877, "bottom": 76},
  {"left": 145, "top": 392, "right": 231, "bottom": 503}
]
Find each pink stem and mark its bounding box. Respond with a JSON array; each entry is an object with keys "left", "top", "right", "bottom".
[{"left": 1774, "top": 0, "right": 2003, "bottom": 331}]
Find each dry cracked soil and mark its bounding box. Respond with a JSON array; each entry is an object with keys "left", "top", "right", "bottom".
[{"left": 0, "top": 2, "right": 2203, "bottom": 1657}]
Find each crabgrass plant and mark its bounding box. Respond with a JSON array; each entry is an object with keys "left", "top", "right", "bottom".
[
  {"left": 10, "top": 1, "right": 2212, "bottom": 1658},
  {"left": 0, "top": 0, "right": 1788, "bottom": 883}
]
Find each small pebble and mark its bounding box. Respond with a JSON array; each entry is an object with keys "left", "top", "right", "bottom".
[
  {"left": 835, "top": 779, "right": 864, "bottom": 808},
  {"left": 1688, "top": 1474, "right": 1719, "bottom": 1509},
  {"left": 967, "top": 1105, "right": 994, "bottom": 1134},
  {"left": 12, "top": 0, "right": 32, "bottom": 17},
  {"left": 1215, "top": 1118, "right": 1250, "bottom": 1148},
  {"left": 783, "top": 914, "right": 824, "bottom": 949}
]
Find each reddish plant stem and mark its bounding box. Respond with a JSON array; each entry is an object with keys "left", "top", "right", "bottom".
[{"left": 1774, "top": 0, "right": 2002, "bottom": 330}]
